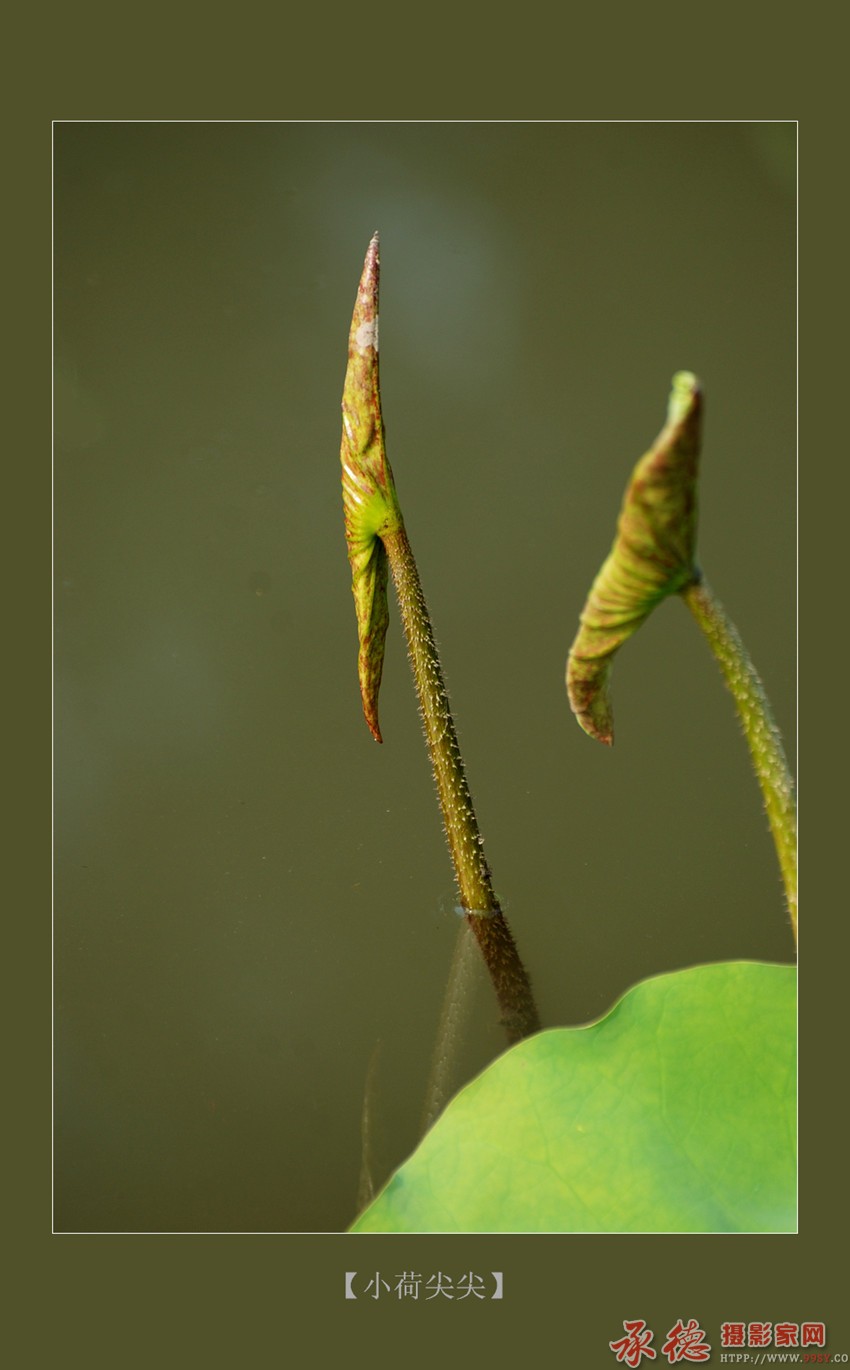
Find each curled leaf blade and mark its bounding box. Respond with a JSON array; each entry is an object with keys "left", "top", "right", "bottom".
[
  {"left": 340, "top": 233, "right": 403, "bottom": 741},
  {"left": 567, "top": 371, "right": 703, "bottom": 744}
]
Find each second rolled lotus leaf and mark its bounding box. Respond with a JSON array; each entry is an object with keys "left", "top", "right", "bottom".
[
  {"left": 567, "top": 372, "right": 703, "bottom": 744},
  {"left": 340, "top": 233, "right": 404, "bottom": 743}
]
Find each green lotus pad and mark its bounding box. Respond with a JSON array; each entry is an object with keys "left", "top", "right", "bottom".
[{"left": 350, "top": 961, "right": 796, "bottom": 1233}]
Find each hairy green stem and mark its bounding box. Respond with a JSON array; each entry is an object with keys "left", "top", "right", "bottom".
[
  {"left": 382, "top": 525, "right": 541, "bottom": 1044},
  {"left": 681, "top": 578, "right": 797, "bottom": 942}
]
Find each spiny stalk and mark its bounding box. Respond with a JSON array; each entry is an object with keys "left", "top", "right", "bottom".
[
  {"left": 383, "top": 523, "right": 540, "bottom": 1042},
  {"left": 682, "top": 578, "right": 797, "bottom": 938}
]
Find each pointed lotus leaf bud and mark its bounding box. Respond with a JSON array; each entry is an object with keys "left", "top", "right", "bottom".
[
  {"left": 567, "top": 371, "right": 703, "bottom": 744},
  {"left": 340, "top": 233, "right": 404, "bottom": 742}
]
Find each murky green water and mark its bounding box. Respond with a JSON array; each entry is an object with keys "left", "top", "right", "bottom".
[{"left": 54, "top": 122, "right": 796, "bottom": 1232}]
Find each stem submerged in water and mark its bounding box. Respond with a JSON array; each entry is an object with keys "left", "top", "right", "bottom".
[{"left": 421, "top": 919, "right": 480, "bottom": 1134}]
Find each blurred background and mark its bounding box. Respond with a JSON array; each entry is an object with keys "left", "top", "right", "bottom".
[{"left": 54, "top": 121, "right": 796, "bottom": 1232}]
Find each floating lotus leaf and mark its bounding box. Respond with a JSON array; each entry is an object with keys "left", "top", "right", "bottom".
[{"left": 351, "top": 961, "right": 796, "bottom": 1233}]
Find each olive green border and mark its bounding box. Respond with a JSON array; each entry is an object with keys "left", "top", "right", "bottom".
[{"left": 24, "top": 13, "right": 842, "bottom": 1363}]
